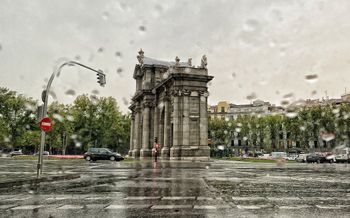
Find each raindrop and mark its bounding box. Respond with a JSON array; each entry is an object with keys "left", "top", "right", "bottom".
[
  {"left": 235, "top": 127, "right": 241, "bottom": 133},
  {"left": 66, "top": 115, "right": 74, "bottom": 121},
  {"left": 115, "top": 51, "right": 122, "bottom": 57},
  {"left": 285, "top": 112, "right": 298, "bottom": 118},
  {"left": 0, "top": 44, "right": 2, "bottom": 51},
  {"left": 53, "top": 114, "right": 64, "bottom": 122},
  {"left": 281, "top": 100, "right": 289, "bottom": 106},
  {"left": 139, "top": 26, "right": 146, "bottom": 33},
  {"left": 70, "top": 134, "right": 78, "bottom": 140},
  {"left": 224, "top": 130, "right": 228, "bottom": 135},
  {"left": 92, "top": 89, "right": 99, "bottom": 95},
  {"left": 311, "top": 90, "right": 317, "bottom": 95},
  {"left": 97, "top": 47, "right": 104, "bottom": 53},
  {"left": 217, "top": 145, "right": 225, "bottom": 150},
  {"left": 246, "top": 92, "right": 257, "bottom": 100},
  {"left": 237, "top": 123, "right": 242, "bottom": 127},
  {"left": 305, "top": 74, "right": 318, "bottom": 84},
  {"left": 25, "top": 103, "right": 36, "bottom": 112},
  {"left": 205, "top": 165, "right": 210, "bottom": 170},
  {"left": 65, "top": 89, "right": 76, "bottom": 96},
  {"left": 122, "top": 97, "right": 129, "bottom": 106},
  {"left": 75, "top": 142, "right": 82, "bottom": 148},
  {"left": 299, "top": 126, "right": 306, "bottom": 131},
  {"left": 231, "top": 72, "right": 236, "bottom": 78},
  {"left": 116, "top": 68, "right": 123, "bottom": 76},
  {"left": 321, "top": 132, "right": 335, "bottom": 142},
  {"left": 283, "top": 93, "right": 294, "bottom": 98},
  {"left": 102, "top": 11, "right": 109, "bottom": 20},
  {"left": 4, "top": 137, "right": 10, "bottom": 142},
  {"left": 49, "top": 90, "right": 57, "bottom": 100},
  {"left": 74, "top": 55, "right": 81, "bottom": 61},
  {"left": 243, "top": 136, "right": 248, "bottom": 141},
  {"left": 200, "top": 96, "right": 206, "bottom": 102},
  {"left": 162, "top": 72, "right": 169, "bottom": 79}
]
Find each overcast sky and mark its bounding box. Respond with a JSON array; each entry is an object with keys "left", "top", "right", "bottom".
[{"left": 1, "top": 0, "right": 350, "bottom": 113}]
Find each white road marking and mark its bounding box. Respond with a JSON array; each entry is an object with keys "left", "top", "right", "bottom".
[
  {"left": 124, "top": 196, "right": 160, "bottom": 200},
  {"left": 151, "top": 205, "right": 193, "bottom": 209},
  {"left": 162, "top": 196, "right": 196, "bottom": 200},
  {"left": 11, "top": 205, "right": 43, "bottom": 210},
  {"left": 58, "top": 205, "right": 84, "bottom": 209}
]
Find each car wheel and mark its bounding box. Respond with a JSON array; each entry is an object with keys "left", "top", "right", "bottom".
[
  {"left": 110, "top": 156, "right": 116, "bottom": 161},
  {"left": 317, "top": 159, "right": 321, "bottom": 164},
  {"left": 85, "top": 156, "right": 91, "bottom": 161}
]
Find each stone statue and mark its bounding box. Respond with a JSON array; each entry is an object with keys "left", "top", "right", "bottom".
[
  {"left": 175, "top": 56, "right": 180, "bottom": 66},
  {"left": 137, "top": 49, "right": 144, "bottom": 65},
  {"left": 187, "top": 58, "right": 192, "bottom": 66},
  {"left": 201, "top": 55, "right": 207, "bottom": 69}
]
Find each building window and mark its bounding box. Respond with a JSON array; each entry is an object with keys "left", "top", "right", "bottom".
[{"left": 221, "top": 107, "right": 225, "bottom": 113}]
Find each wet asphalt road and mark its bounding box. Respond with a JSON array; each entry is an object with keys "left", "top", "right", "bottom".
[{"left": 0, "top": 159, "right": 349, "bottom": 218}]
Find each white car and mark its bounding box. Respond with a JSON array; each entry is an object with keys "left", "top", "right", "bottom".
[{"left": 296, "top": 153, "right": 309, "bottom": 163}]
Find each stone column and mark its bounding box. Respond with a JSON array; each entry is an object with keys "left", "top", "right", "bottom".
[
  {"left": 161, "top": 98, "right": 170, "bottom": 159},
  {"left": 182, "top": 92, "right": 190, "bottom": 147},
  {"left": 153, "top": 106, "right": 159, "bottom": 145},
  {"left": 170, "top": 91, "right": 181, "bottom": 159},
  {"left": 199, "top": 91, "right": 210, "bottom": 158},
  {"left": 132, "top": 105, "right": 141, "bottom": 158},
  {"left": 140, "top": 103, "right": 151, "bottom": 158},
  {"left": 128, "top": 114, "right": 135, "bottom": 157}
]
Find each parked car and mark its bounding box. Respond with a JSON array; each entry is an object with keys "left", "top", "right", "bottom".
[
  {"left": 271, "top": 152, "right": 287, "bottom": 159},
  {"left": 34, "top": 151, "right": 50, "bottom": 156},
  {"left": 335, "top": 148, "right": 349, "bottom": 163},
  {"left": 306, "top": 153, "right": 334, "bottom": 163},
  {"left": 84, "top": 148, "right": 124, "bottom": 162},
  {"left": 296, "top": 153, "right": 309, "bottom": 163},
  {"left": 9, "top": 150, "right": 23, "bottom": 157}
]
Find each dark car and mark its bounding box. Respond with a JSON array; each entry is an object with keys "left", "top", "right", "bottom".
[
  {"left": 84, "top": 148, "right": 124, "bottom": 162},
  {"left": 306, "top": 153, "right": 327, "bottom": 163}
]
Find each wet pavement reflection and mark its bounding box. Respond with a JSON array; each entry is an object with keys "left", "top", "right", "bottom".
[{"left": 0, "top": 159, "right": 349, "bottom": 217}]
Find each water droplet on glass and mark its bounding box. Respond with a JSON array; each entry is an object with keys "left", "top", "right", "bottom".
[
  {"left": 66, "top": 115, "right": 74, "bottom": 121},
  {"left": 162, "top": 72, "right": 169, "bottom": 79},
  {"left": 139, "top": 26, "right": 146, "bottom": 34},
  {"left": 71, "top": 134, "right": 78, "bottom": 140},
  {"left": 53, "top": 114, "right": 64, "bottom": 122},
  {"left": 305, "top": 74, "right": 318, "bottom": 84},
  {"left": 231, "top": 72, "right": 236, "bottom": 78},
  {"left": 281, "top": 100, "right": 289, "bottom": 106},
  {"left": 49, "top": 90, "right": 57, "bottom": 100},
  {"left": 0, "top": 44, "right": 2, "bottom": 51},
  {"left": 283, "top": 93, "right": 294, "bottom": 98},
  {"left": 65, "top": 89, "right": 76, "bottom": 96},
  {"left": 97, "top": 47, "right": 104, "bottom": 53},
  {"left": 75, "top": 142, "right": 82, "bottom": 148},
  {"left": 90, "top": 95, "right": 99, "bottom": 105},
  {"left": 102, "top": 11, "right": 109, "bottom": 20},
  {"left": 321, "top": 132, "right": 335, "bottom": 142},
  {"left": 91, "top": 90, "right": 99, "bottom": 95},
  {"left": 74, "top": 55, "right": 81, "bottom": 61},
  {"left": 285, "top": 112, "right": 298, "bottom": 118},
  {"left": 300, "top": 126, "right": 306, "bottom": 131},
  {"left": 235, "top": 127, "right": 241, "bottom": 133},
  {"left": 311, "top": 90, "right": 317, "bottom": 95},
  {"left": 246, "top": 92, "right": 257, "bottom": 100},
  {"left": 243, "top": 136, "right": 248, "bottom": 141},
  {"left": 116, "top": 68, "right": 123, "bottom": 76},
  {"left": 200, "top": 96, "right": 206, "bottom": 102},
  {"left": 217, "top": 145, "right": 225, "bottom": 150},
  {"left": 28, "top": 190, "right": 34, "bottom": 194},
  {"left": 25, "top": 103, "right": 36, "bottom": 112},
  {"left": 122, "top": 97, "right": 129, "bottom": 106}
]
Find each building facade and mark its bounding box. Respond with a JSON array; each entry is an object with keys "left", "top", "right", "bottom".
[{"left": 129, "top": 50, "right": 213, "bottom": 160}]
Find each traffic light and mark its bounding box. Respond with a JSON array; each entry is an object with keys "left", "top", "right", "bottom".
[{"left": 97, "top": 70, "right": 106, "bottom": 87}]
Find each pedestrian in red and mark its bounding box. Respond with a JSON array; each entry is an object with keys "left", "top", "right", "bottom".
[{"left": 153, "top": 137, "right": 160, "bottom": 162}]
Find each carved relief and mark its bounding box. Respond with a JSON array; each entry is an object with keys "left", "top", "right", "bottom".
[{"left": 200, "top": 55, "right": 207, "bottom": 69}]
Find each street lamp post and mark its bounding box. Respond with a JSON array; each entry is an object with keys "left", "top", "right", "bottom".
[{"left": 36, "top": 60, "right": 106, "bottom": 178}]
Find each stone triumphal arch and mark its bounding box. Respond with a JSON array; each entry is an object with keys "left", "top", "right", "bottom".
[{"left": 128, "top": 50, "right": 213, "bottom": 160}]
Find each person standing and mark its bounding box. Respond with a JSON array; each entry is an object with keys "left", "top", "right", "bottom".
[{"left": 153, "top": 137, "right": 160, "bottom": 162}]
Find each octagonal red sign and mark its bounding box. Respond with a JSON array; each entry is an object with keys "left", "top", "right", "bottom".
[{"left": 39, "top": 117, "right": 52, "bottom": 132}]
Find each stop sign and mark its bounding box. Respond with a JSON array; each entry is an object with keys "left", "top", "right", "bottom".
[{"left": 39, "top": 117, "right": 52, "bottom": 132}]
